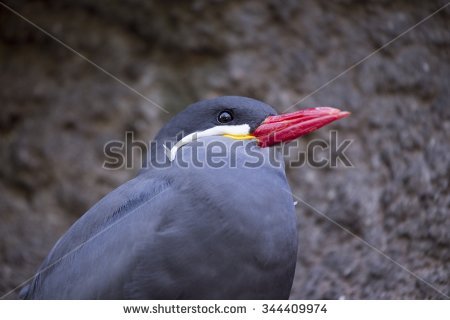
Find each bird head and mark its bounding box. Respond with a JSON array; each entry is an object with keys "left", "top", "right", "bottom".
[{"left": 155, "top": 96, "right": 349, "bottom": 161}]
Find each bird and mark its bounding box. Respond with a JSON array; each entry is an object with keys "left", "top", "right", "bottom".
[{"left": 21, "top": 96, "right": 349, "bottom": 299}]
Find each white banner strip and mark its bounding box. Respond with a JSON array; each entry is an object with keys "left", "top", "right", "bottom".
[{"left": 1, "top": 300, "right": 448, "bottom": 320}]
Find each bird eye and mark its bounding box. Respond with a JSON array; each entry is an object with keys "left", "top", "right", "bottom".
[{"left": 217, "top": 110, "right": 233, "bottom": 124}]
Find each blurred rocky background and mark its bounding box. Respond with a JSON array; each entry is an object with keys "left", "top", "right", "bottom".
[{"left": 0, "top": 0, "right": 449, "bottom": 299}]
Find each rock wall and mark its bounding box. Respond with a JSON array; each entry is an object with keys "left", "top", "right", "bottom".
[{"left": 1, "top": 0, "right": 449, "bottom": 299}]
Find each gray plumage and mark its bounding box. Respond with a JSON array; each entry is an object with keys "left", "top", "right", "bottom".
[{"left": 22, "top": 97, "right": 298, "bottom": 299}]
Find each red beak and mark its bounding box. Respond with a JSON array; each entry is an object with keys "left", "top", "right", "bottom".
[{"left": 253, "top": 107, "right": 350, "bottom": 147}]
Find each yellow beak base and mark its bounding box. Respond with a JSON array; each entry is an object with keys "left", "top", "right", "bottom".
[{"left": 222, "top": 134, "right": 256, "bottom": 140}]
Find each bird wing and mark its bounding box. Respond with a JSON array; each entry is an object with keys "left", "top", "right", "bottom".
[{"left": 24, "top": 173, "right": 174, "bottom": 299}]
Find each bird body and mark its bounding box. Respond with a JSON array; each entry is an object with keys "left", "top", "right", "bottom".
[{"left": 22, "top": 96, "right": 348, "bottom": 299}]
